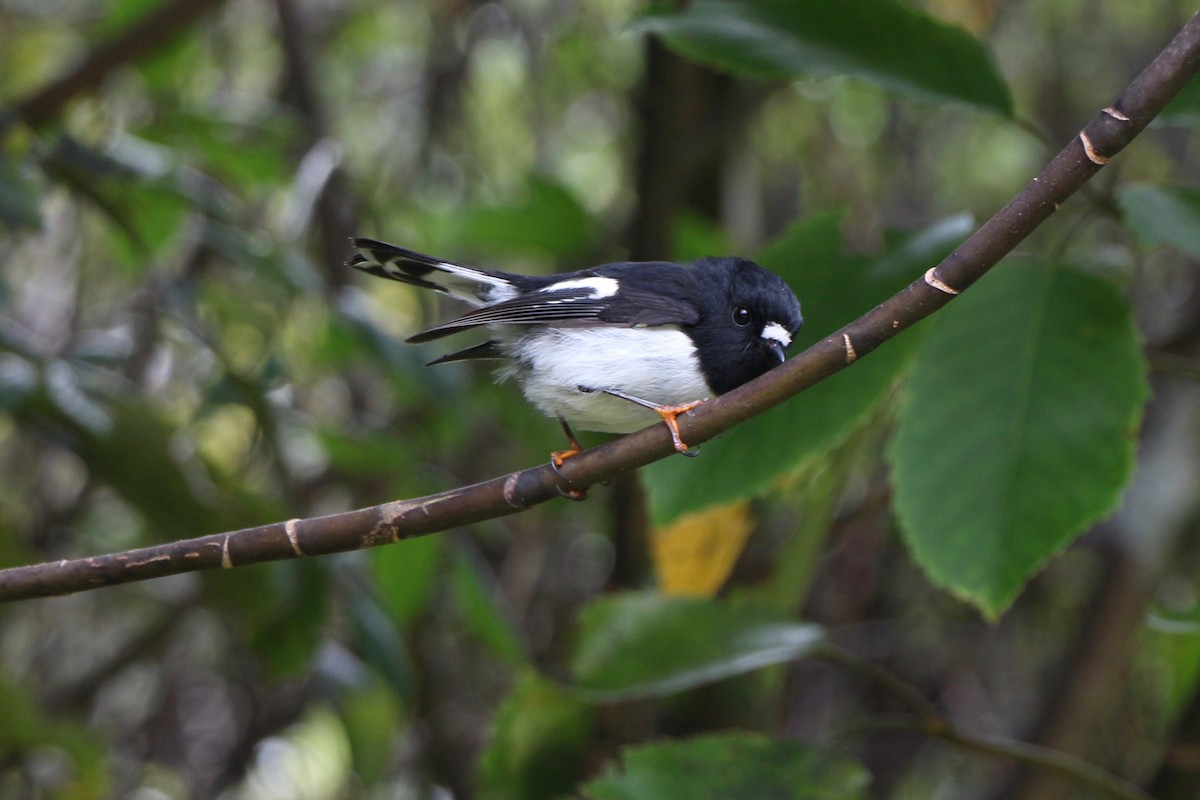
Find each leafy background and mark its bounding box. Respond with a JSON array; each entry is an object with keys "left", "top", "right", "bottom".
[{"left": 1, "top": 0, "right": 1199, "bottom": 797}]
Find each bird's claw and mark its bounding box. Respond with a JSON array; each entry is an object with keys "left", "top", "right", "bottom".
[
  {"left": 551, "top": 446, "right": 581, "bottom": 471},
  {"left": 556, "top": 484, "right": 589, "bottom": 501},
  {"left": 654, "top": 398, "right": 708, "bottom": 455},
  {"left": 551, "top": 421, "right": 589, "bottom": 499}
]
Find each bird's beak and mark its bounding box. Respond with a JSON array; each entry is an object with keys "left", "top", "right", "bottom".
[{"left": 766, "top": 339, "right": 786, "bottom": 364}]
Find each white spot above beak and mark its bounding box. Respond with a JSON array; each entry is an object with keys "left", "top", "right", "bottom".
[{"left": 761, "top": 322, "right": 792, "bottom": 348}]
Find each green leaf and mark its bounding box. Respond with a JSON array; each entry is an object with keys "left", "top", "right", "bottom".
[
  {"left": 1156, "top": 75, "right": 1200, "bottom": 126},
  {"left": 643, "top": 213, "right": 972, "bottom": 524},
  {"left": 478, "top": 670, "right": 595, "bottom": 800},
  {"left": 636, "top": 0, "right": 1011, "bottom": 114},
  {"left": 338, "top": 678, "right": 405, "bottom": 786},
  {"left": 25, "top": 361, "right": 229, "bottom": 540},
  {"left": 150, "top": 110, "right": 298, "bottom": 186},
  {"left": 456, "top": 177, "right": 594, "bottom": 260},
  {"left": 1144, "top": 606, "right": 1200, "bottom": 714},
  {"left": 370, "top": 534, "right": 443, "bottom": 626},
  {"left": 246, "top": 560, "right": 330, "bottom": 679},
  {"left": 0, "top": 152, "right": 42, "bottom": 232},
  {"left": 451, "top": 549, "right": 529, "bottom": 666},
  {"left": 1118, "top": 183, "right": 1200, "bottom": 256},
  {"left": 569, "top": 592, "right": 825, "bottom": 702},
  {"left": 0, "top": 678, "right": 109, "bottom": 798},
  {"left": 889, "top": 262, "right": 1148, "bottom": 617},
  {"left": 581, "top": 732, "right": 869, "bottom": 800},
  {"left": 39, "top": 135, "right": 190, "bottom": 269},
  {"left": 349, "top": 586, "right": 415, "bottom": 699}
]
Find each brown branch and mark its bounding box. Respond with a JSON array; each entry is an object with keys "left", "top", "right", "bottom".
[
  {"left": 2, "top": 13, "right": 1199, "bottom": 603},
  {"left": 13, "top": 0, "right": 231, "bottom": 128}
]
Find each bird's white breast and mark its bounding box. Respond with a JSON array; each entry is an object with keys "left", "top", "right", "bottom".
[{"left": 502, "top": 327, "right": 711, "bottom": 433}]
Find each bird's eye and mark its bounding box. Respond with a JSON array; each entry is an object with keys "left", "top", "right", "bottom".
[{"left": 732, "top": 307, "right": 752, "bottom": 327}]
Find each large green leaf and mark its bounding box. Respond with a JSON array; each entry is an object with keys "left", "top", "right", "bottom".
[
  {"left": 636, "top": 0, "right": 1011, "bottom": 114},
  {"left": 569, "top": 592, "right": 825, "bottom": 702},
  {"left": 1118, "top": 183, "right": 1200, "bottom": 256},
  {"left": 889, "top": 262, "right": 1147, "bottom": 617},
  {"left": 581, "top": 732, "right": 869, "bottom": 800},
  {"left": 643, "top": 213, "right": 972, "bottom": 524},
  {"left": 478, "top": 670, "right": 595, "bottom": 800}
]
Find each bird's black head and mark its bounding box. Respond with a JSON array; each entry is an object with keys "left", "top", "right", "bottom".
[{"left": 686, "top": 257, "right": 803, "bottom": 396}]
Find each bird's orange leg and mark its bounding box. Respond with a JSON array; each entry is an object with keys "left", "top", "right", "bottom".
[
  {"left": 649, "top": 398, "right": 707, "bottom": 456},
  {"left": 583, "top": 387, "right": 707, "bottom": 456},
  {"left": 550, "top": 419, "right": 588, "bottom": 500}
]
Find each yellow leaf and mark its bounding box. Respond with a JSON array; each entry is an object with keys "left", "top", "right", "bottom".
[
  {"left": 651, "top": 504, "right": 754, "bottom": 597},
  {"left": 924, "top": 0, "right": 997, "bottom": 37}
]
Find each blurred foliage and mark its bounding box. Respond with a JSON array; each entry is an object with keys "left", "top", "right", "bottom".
[
  {"left": 579, "top": 731, "right": 871, "bottom": 799},
  {"left": 1, "top": 0, "right": 1200, "bottom": 798}
]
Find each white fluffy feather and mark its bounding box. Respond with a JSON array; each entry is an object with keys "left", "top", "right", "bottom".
[{"left": 501, "top": 327, "right": 710, "bottom": 433}]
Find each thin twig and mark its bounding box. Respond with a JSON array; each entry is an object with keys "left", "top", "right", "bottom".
[
  {"left": 848, "top": 716, "right": 1153, "bottom": 800},
  {"left": 2, "top": 14, "right": 1200, "bottom": 602},
  {"left": 818, "top": 644, "right": 941, "bottom": 722},
  {"left": 1148, "top": 351, "right": 1200, "bottom": 381},
  {"left": 823, "top": 644, "right": 1152, "bottom": 800}
]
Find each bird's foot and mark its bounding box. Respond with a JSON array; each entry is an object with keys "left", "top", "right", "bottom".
[
  {"left": 580, "top": 386, "right": 707, "bottom": 456},
  {"left": 551, "top": 419, "right": 589, "bottom": 500},
  {"left": 652, "top": 399, "right": 707, "bottom": 456}
]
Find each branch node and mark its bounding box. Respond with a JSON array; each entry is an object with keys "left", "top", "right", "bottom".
[
  {"left": 284, "top": 519, "right": 305, "bottom": 556},
  {"left": 221, "top": 535, "right": 233, "bottom": 569},
  {"left": 1079, "top": 130, "right": 1110, "bottom": 165},
  {"left": 923, "top": 267, "right": 960, "bottom": 296},
  {"left": 842, "top": 333, "right": 858, "bottom": 363},
  {"left": 1103, "top": 105, "right": 1131, "bottom": 122},
  {"left": 504, "top": 473, "right": 529, "bottom": 509}
]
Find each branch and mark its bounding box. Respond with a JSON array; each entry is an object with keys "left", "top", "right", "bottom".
[
  {"left": 13, "top": 0, "right": 231, "bottom": 128},
  {"left": 3, "top": 14, "right": 1199, "bottom": 603},
  {"left": 848, "top": 716, "right": 1152, "bottom": 800},
  {"left": 824, "top": 645, "right": 1152, "bottom": 800}
]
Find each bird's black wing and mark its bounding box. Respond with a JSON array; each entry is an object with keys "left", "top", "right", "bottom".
[
  {"left": 425, "top": 340, "right": 504, "bottom": 365},
  {"left": 408, "top": 263, "right": 701, "bottom": 343},
  {"left": 407, "top": 286, "right": 607, "bottom": 342},
  {"left": 595, "top": 285, "right": 700, "bottom": 327}
]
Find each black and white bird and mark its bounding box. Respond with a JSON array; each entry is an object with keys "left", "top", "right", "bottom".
[{"left": 349, "top": 238, "right": 802, "bottom": 465}]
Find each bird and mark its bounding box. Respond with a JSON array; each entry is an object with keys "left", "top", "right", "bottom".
[{"left": 348, "top": 238, "right": 803, "bottom": 484}]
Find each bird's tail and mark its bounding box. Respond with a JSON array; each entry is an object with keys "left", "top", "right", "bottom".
[{"left": 348, "top": 238, "right": 516, "bottom": 306}]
